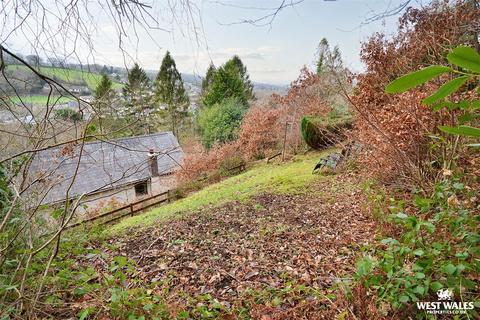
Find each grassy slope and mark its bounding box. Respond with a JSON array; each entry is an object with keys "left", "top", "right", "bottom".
[
  {"left": 108, "top": 151, "right": 330, "bottom": 235},
  {"left": 6, "top": 65, "right": 123, "bottom": 90}
]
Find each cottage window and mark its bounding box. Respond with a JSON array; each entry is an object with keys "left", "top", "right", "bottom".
[{"left": 134, "top": 182, "right": 148, "bottom": 197}]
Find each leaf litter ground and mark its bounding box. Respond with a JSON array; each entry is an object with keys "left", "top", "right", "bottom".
[{"left": 89, "top": 173, "right": 376, "bottom": 318}]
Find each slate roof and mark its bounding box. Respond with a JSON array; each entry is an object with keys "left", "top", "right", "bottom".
[{"left": 29, "top": 132, "right": 184, "bottom": 205}]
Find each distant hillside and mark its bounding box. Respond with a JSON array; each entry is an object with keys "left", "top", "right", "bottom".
[
  {"left": 253, "top": 82, "right": 288, "bottom": 91},
  {"left": 4, "top": 64, "right": 285, "bottom": 106},
  {"left": 147, "top": 69, "right": 286, "bottom": 92},
  {"left": 5, "top": 65, "right": 123, "bottom": 91}
]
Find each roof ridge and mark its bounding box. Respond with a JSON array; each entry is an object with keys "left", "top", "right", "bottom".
[
  {"left": 98, "top": 131, "right": 173, "bottom": 144},
  {"left": 29, "top": 131, "right": 183, "bottom": 205},
  {"left": 58, "top": 131, "right": 175, "bottom": 149}
]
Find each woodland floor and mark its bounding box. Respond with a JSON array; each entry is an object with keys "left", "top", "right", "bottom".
[{"left": 83, "top": 170, "right": 377, "bottom": 319}]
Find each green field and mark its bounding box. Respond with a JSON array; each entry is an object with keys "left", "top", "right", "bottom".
[
  {"left": 6, "top": 65, "right": 123, "bottom": 90},
  {"left": 9, "top": 95, "right": 73, "bottom": 105}
]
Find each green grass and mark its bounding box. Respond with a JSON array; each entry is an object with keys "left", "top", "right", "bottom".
[
  {"left": 108, "top": 151, "right": 330, "bottom": 235},
  {"left": 9, "top": 95, "right": 73, "bottom": 104},
  {"left": 6, "top": 65, "right": 123, "bottom": 90}
]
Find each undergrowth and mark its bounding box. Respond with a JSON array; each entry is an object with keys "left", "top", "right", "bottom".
[
  {"left": 1, "top": 151, "right": 341, "bottom": 319},
  {"left": 356, "top": 177, "right": 479, "bottom": 318},
  {"left": 1, "top": 171, "right": 347, "bottom": 320}
]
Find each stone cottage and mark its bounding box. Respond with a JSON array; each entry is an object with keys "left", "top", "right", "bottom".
[{"left": 28, "top": 132, "right": 184, "bottom": 215}]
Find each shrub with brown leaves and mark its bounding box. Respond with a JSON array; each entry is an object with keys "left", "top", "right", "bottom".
[
  {"left": 177, "top": 68, "right": 341, "bottom": 184},
  {"left": 238, "top": 104, "right": 282, "bottom": 160},
  {"left": 273, "top": 67, "right": 335, "bottom": 153},
  {"left": 350, "top": 0, "right": 479, "bottom": 186}
]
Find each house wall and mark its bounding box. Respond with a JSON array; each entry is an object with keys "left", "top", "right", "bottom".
[
  {"left": 35, "top": 174, "right": 179, "bottom": 234},
  {"left": 76, "top": 185, "right": 134, "bottom": 217},
  {"left": 151, "top": 174, "right": 176, "bottom": 194},
  {"left": 76, "top": 174, "right": 177, "bottom": 217},
  {"left": 35, "top": 173, "right": 179, "bottom": 222}
]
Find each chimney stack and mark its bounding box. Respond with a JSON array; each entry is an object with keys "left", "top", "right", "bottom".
[{"left": 148, "top": 148, "right": 159, "bottom": 177}]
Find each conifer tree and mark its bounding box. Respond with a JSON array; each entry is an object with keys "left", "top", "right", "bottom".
[
  {"left": 201, "top": 65, "right": 248, "bottom": 108},
  {"left": 123, "top": 63, "right": 150, "bottom": 96},
  {"left": 201, "top": 55, "right": 255, "bottom": 108},
  {"left": 201, "top": 56, "right": 255, "bottom": 108},
  {"left": 95, "top": 74, "right": 114, "bottom": 101},
  {"left": 101, "top": 64, "right": 109, "bottom": 75},
  {"left": 225, "top": 55, "right": 255, "bottom": 100},
  {"left": 331, "top": 46, "right": 343, "bottom": 70},
  {"left": 93, "top": 74, "right": 116, "bottom": 133},
  {"left": 316, "top": 38, "right": 343, "bottom": 74},
  {"left": 123, "top": 63, "right": 154, "bottom": 134},
  {"left": 93, "top": 74, "right": 131, "bottom": 137},
  {"left": 316, "top": 38, "right": 330, "bottom": 74},
  {"left": 201, "top": 63, "right": 216, "bottom": 94},
  {"left": 154, "top": 51, "right": 189, "bottom": 137}
]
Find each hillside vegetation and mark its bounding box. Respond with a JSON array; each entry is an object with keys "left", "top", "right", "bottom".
[
  {"left": 1, "top": 1, "right": 479, "bottom": 319},
  {"left": 34, "top": 151, "right": 375, "bottom": 319},
  {"left": 9, "top": 94, "right": 73, "bottom": 104},
  {"left": 6, "top": 64, "right": 123, "bottom": 90},
  {"left": 110, "top": 151, "right": 331, "bottom": 234}
]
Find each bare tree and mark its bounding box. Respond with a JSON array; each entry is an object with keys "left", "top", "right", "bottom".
[
  {"left": 0, "top": 1, "right": 205, "bottom": 316},
  {"left": 212, "top": 0, "right": 414, "bottom": 27}
]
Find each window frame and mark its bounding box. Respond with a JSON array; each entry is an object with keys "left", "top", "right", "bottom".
[{"left": 134, "top": 181, "right": 148, "bottom": 197}]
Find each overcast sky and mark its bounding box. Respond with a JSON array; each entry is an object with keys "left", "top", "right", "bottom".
[{"left": 5, "top": 0, "right": 425, "bottom": 85}]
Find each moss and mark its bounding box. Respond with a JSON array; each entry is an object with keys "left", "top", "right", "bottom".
[{"left": 301, "top": 113, "right": 352, "bottom": 150}]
